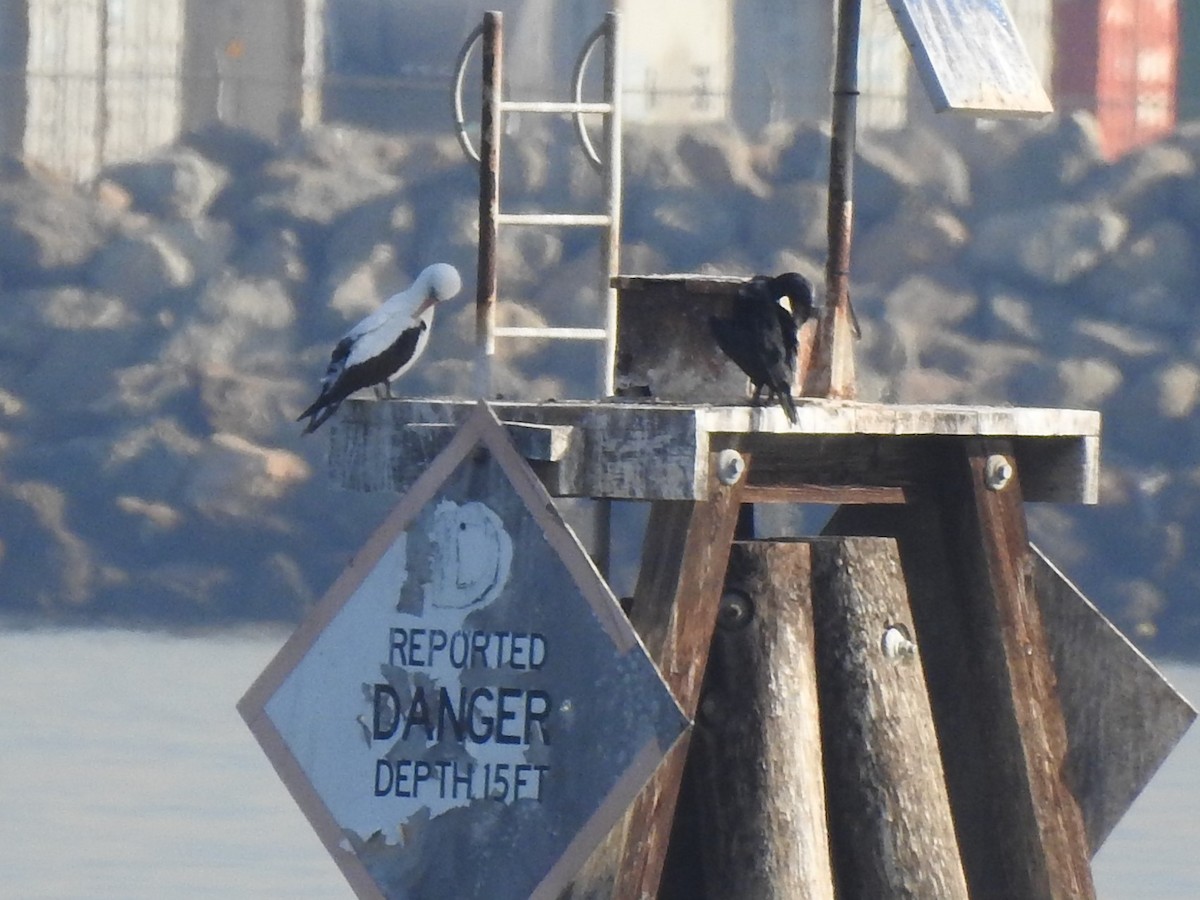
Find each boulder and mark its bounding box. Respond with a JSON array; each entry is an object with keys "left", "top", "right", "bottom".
[
  {"left": 1055, "top": 356, "right": 1124, "bottom": 408},
  {"left": 766, "top": 121, "right": 830, "bottom": 185},
  {"left": 1080, "top": 219, "right": 1199, "bottom": 327},
  {"left": 233, "top": 228, "right": 308, "bottom": 286},
  {"left": 746, "top": 181, "right": 828, "bottom": 259},
  {"left": 231, "top": 157, "right": 403, "bottom": 252},
  {"left": 89, "top": 227, "right": 197, "bottom": 304},
  {"left": 0, "top": 479, "right": 96, "bottom": 610},
  {"left": 973, "top": 111, "right": 1105, "bottom": 215},
  {"left": 322, "top": 243, "right": 406, "bottom": 320},
  {"left": 0, "top": 177, "right": 111, "bottom": 285},
  {"left": 100, "top": 147, "right": 229, "bottom": 219},
  {"left": 971, "top": 201, "right": 1128, "bottom": 287},
  {"left": 1075, "top": 142, "right": 1195, "bottom": 224},
  {"left": 677, "top": 125, "right": 771, "bottom": 199},
  {"left": 853, "top": 203, "right": 968, "bottom": 286},
  {"left": 184, "top": 433, "right": 311, "bottom": 521}
]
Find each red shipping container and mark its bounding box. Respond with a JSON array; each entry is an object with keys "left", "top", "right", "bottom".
[{"left": 1053, "top": 0, "right": 1178, "bottom": 159}]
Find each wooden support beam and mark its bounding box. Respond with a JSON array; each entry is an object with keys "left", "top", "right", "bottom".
[
  {"left": 562, "top": 454, "right": 747, "bottom": 898},
  {"left": 825, "top": 440, "right": 1097, "bottom": 900},
  {"left": 331, "top": 399, "right": 1101, "bottom": 503},
  {"left": 683, "top": 541, "right": 834, "bottom": 899},
  {"left": 741, "top": 484, "right": 906, "bottom": 505},
  {"left": 809, "top": 536, "right": 969, "bottom": 899},
  {"left": 948, "top": 439, "right": 1096, "bottom": 899},
  {"left": 404, "top": 420, "right": 575, "bottom": 461}
]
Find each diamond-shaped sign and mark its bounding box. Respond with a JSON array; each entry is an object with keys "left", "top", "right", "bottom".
[
  {"left": 240, "top": 402, "right": 688, "bottom": 899},
  {"left": 887, "top": 0, "right": 1053, "bottom": 117}
]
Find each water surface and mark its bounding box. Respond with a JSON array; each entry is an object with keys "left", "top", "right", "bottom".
[{"left": 1, "top": 629, "right": 1195, "bottom": 898}]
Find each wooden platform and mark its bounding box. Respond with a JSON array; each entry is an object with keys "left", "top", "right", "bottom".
[{"left": 326, "top": 398, "right": 1100, "bottom": 504}]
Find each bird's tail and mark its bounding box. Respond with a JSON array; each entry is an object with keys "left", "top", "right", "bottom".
[
  {"left": 779, "top": 390, "right": 799, "bottom": 426},
  {"left": 298, "top": 402, "right": 338, "bottom": 435}
]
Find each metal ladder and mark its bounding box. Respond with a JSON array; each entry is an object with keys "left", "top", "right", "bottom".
[{"left": 453, "top": 11, "right": 622, "bottom": 398}]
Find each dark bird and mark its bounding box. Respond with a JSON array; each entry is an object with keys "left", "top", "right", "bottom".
[
  {"left": 297, "top": 263, "right": 463, "bottom": 434},
  {"left": 710, "top": 272, "right": 816, "bottom": 425}
]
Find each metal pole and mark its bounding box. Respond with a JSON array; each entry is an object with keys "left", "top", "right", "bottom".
[
  {"left": 475, "top": 11, "right": 502, "bottom": 400},
  {"left": 808, "top": 0, "right": 860, "bottom": 399},
  {"left": 828, "top": 0, "right": 858, "bottom": 303}
]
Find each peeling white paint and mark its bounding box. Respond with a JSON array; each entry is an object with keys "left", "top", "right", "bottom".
[{"left": 427, "top": 500, "right": 512, "bottom": 610}]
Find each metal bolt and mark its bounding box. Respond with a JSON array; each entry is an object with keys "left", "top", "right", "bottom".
[
  {"left": 881, "top": 624, "right": 916, "bottom": 660},
  {"left": 698, "top": 693, "right": 723, "bottom": 726},
  {"left": 717, "top": 590, "right": 754, "bottom": 630},
  {"left": 716, "top": 449, "right": 746, "bottom": 486},
  {"left": 985, "top": 454, "right": 1013, "bottom": 491}
]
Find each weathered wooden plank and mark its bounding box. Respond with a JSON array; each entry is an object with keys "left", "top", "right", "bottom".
[
  {"left": 809, "top": 536, "right": 970, "bottom": 900},
  {"left": 613, "top": 275, "right": 747, "bottom": 402},
  {"left": 741, "top": 484, "right": 906, "bottom": 504},
  {"left": 335, "top": 398, "right": 1101, "bottom": 440},
  {"left": 326, "top": 399, "right": 1100, "bottom": 503},
  {"left": 405, "top": 421, "right": 574, "bottom": 461},
  {"left": 952, "top": 439, "right": 1096, "bottom": 900},
  {"left": 577, "top": 404, "right": 706, "bottom": 499},
  {"left": 825, "top": 443, "right": 1097, "bottom": 900},
  {"left": 700, "top": 402, "right": 1101, "bottom": 438},
  {"left": 612, "top": 274, "right": 748, "bottom": 295},
  {"left": 683, "top": 541, "right": 834, "bottom": 900},
  {"left": 561, "top": 454, "right": 748, "bottom": 899}
]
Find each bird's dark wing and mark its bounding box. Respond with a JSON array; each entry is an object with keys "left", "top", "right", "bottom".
[
  {"left": 711, "top": 314, "right": 769, "bottom": 389},
  {"left": 772, "top": 302, "right": 799, "bottom": 369},
  {"left": 297, "top": 324, "right": 426, "bottom": 434}
]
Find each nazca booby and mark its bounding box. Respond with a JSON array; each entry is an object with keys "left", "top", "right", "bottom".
[
  {"left": 709, "top": 272, "right": 815, "bottom": 425},
  {"left": 297, "top": 262, "right": 462, "bottom": 434}
]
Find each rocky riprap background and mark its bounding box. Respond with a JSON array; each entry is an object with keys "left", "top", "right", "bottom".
[{"left": 1, "top": 112, "right": 1198, "bottom": 656}]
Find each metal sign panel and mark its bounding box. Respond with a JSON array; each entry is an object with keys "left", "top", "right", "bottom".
[
  {"left": 1033, "top": 546, "right": 1196, "bottom": 854},
  {"left": 240, "top": 402, "right": 688, "bottom": 900},
  {"left": 886, "top": 0, "right": 1053, "bottom": 116}
]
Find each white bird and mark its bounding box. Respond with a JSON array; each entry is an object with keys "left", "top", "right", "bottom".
[{"left": 297, "top": 262, "right": 463, "bottom": 434}]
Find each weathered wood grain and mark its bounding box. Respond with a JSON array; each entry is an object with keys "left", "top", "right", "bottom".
[
  {"left": 612, "top": 275, "right": 748, "bottom": 403},
  {"left": 950, "top": 439, "right": 1096, "bottom": 900},
  {"left": 825, "top": 442, "right": 1097, "bottom": 900},
  {"left": 560, "top": 453, "right": 747, "bottom": 899},
  {"left": 809, "top": 536, "right": 969, "bottom": 900},
  {"left": 327, "top": 399, "right": 1101, "bottom": 503},
  {"left": 683, "top": 541, "right": 834, "bottom": 900}
]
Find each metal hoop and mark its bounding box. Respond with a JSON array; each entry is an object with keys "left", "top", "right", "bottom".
[
  {"left": 452, "top": 23, "right": 485, "bottom": 164},
  {"left": 571, "top": 22, "right": 608, "bottom": 171},
  {"left": 454, "top": 20, "right": 610, "bottom": 171}
]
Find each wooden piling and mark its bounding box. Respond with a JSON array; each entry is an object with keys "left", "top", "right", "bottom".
[
  {"left": 809, "top": 536, "right": 970, "bottom": 900},
  {"left": 684, "top": 541, "right": 834, "bottom": 900},
  {"left": 824, "top": 441, "right": 1098, "bottom": 900}
]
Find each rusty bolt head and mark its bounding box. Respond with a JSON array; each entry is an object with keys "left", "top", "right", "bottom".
[
  {"left": 985, "top": 454, "right": 1013, "bottom": 491},
  {"left": 716, "top": 449, "right": 746, "bottom": 486},
  {"left": 717, "top": 589, "right": 754, "bottom": 630}
]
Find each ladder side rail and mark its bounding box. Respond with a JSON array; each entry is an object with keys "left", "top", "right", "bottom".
[
  {"left": 475, "top": 11, "right": 502, "bottom": 399},
  {"left": 600, "top": 11, "right": 622, "bottom": 397}
]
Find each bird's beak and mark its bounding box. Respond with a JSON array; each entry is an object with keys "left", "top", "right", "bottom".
[{"left": 415, "top": 292, "right": 438, "bottom": 317}]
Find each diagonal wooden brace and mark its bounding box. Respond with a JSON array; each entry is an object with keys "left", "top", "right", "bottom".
[
  {"left": 563, "top": 453, "right": 747, "bottom": 898},
  {"left": 825, "top": 438, "right": 1096, "bottom": 899}
]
